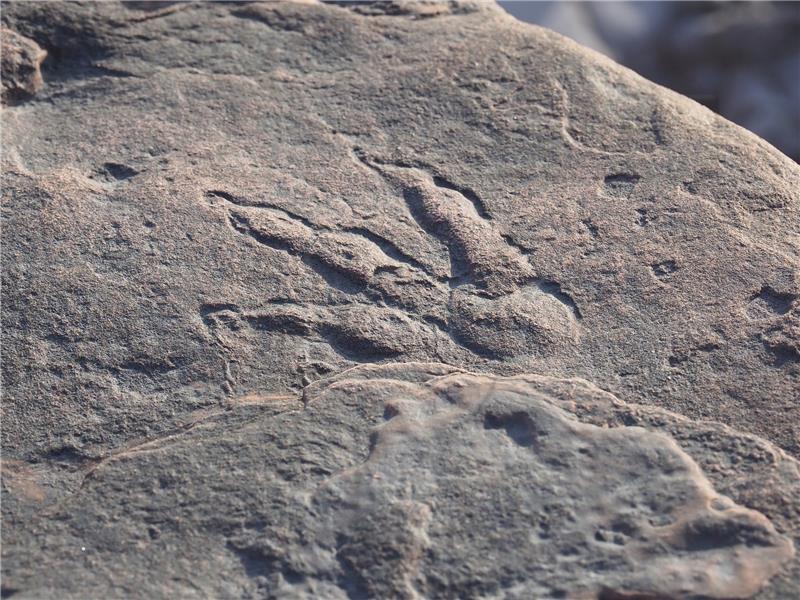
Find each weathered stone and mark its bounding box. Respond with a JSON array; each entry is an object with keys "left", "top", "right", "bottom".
[
  {"left": 0, "top": 28, "right": 46, "bottom": 104},
  {"left": 2, "top": 1, "right": 799, "bottom": 597},
  {"left": 2, "top": 364, "right": 798, "bottom": 599}
]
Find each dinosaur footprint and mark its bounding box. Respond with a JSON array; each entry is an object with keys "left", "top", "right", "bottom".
[{"left": 201, "top": 153, "right": 582, "bottom": 388}]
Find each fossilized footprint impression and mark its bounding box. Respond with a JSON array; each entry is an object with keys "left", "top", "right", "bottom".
[{"left": 202, "top": 151, "right": 581, "bottom": 387}]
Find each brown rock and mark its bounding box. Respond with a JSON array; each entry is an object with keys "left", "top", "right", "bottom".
[
  {"left": 2, "top": 363, "right": 797, "bottom": 599},
  {"left": 2, "top": 1, "right": 799, "bottom": 597},
  {"left": 1, "top": 28, "right": 45, "bottom": 104}
]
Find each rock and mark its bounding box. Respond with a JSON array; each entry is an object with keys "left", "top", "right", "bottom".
[
  {"left": 1, "top": 1, "right": 799, "bottom": 597},
  {"left": 2, "top": 363, "right": 798, "bottom": 599},
  {"left": 1, "top": 28, "right": 46, "bottom": 104}
]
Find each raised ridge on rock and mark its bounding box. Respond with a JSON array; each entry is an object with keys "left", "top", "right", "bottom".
[{"left": 3, "top": 363, "right": 797, "bottom": 599}]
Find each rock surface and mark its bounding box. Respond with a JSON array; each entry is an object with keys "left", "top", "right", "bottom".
[
  {"left": 0, "top": 28, "right": 46, "bottom": 105},
  {"left": 2, "top": 1, "right": 799, "bottom": 598},
  {"left": 3, "top": 363, "right": 798, "bottom": 599}
]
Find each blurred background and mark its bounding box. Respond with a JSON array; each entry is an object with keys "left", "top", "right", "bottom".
[{"left": 499, "top": 1, "right": 800, "bottom": 161}]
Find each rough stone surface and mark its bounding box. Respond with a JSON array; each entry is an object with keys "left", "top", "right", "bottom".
[
  {"left": 2, "top": 1, "right": 799, "bottom": 598},
  {"left": 0, "top": 28, "right": 46, "bottom": 105},
  {"left": 3, "top": 363, "right": 798, "bottom": 599}
]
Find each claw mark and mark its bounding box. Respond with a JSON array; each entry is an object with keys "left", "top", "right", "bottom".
[
  {"left": 225, "top": 208, "right": 368, "bottom": 293},
  {"left": 431, "top": 175, "right": 492, "bottom": 221},
  {"left": 535, "top": 279, "right": 583, "bottom": 319},
  {"left": 342, "top": 225, "right": 439, "bottom": 278},
  {"left": 207, "top": 190, "right": 318, "bottom": 228},
  {"left": 208, "top": 190, "right": 445, "bottom": 296},
  {"left": 245, "top": 308, "right": 407, "bottom": 362},
  {"left": 400, "top": 179, "right": 523, "bottom": 290},
  {"left": 350, "top": 150, "right": 492, "bottom": 220}
]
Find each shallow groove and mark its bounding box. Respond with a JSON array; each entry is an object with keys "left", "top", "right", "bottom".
[
  {"left": 209, "top": 188, "right": 442, "bottom": 281},
  {"left": 226, "top": 211, "right": 364, "bottom": 294}
]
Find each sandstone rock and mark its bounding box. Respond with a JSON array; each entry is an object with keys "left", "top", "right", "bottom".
[
  {"left": 0, "top": 28, "right": 46, "bottom": 104},
  {"left": 2, "top": 364, "right": 798, "bottom": 598},
  {"left": 2, "top": 1, "right": 799, "bottom": 597}
]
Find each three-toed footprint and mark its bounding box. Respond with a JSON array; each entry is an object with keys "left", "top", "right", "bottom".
[{"left": 202, "top": 151, "right": 581, "bottom": 389}]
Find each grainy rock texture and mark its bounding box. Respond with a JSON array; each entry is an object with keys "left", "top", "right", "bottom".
[
  {"left": 0, "top": 28, "right": 46, "bottom": 105},
  {"left": 3, "top": 363, "right": 798, "bottom": 599},
  {"left": 1, "top": 1, "right": 799, "bottom": 598}
]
